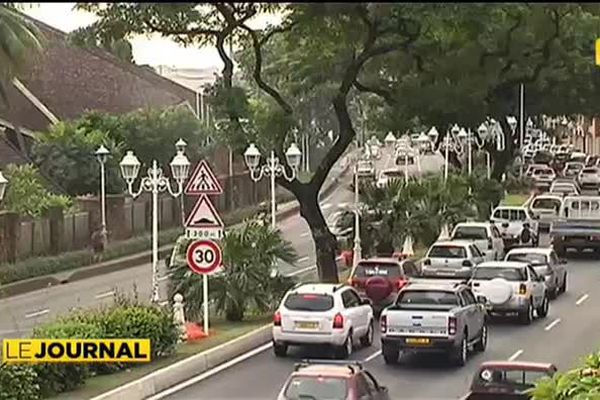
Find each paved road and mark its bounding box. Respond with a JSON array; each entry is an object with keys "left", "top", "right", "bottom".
[
  {"left": 155, "top": 253, "right": 600, "bottom": 400},
  {"left": 0, "top": 150, "right": 442, "bottom": 339}
]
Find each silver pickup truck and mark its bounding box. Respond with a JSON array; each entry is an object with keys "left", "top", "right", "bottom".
[
  {"left": 380, "top": 282, "right": 487, "bottom": 367},
  {"left": 550, "top": 195, "right": 600, "bottom": 257}
]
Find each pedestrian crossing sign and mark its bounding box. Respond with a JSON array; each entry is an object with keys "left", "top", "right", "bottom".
[{"left": 184, "top": 160, "right": 223, "bottom": 195}]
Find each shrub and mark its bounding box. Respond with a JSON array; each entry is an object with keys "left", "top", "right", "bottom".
[{"left": 0, "top": 363, "right": 41, "bottom": 400}]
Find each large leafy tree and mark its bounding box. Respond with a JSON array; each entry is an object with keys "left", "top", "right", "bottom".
[
  {"left": 0, "top": 3, "right": 43, "bottom": 104},
  {"left": 77, "top": 3, "right": 600, "bottom": 282},
  {"left": 69, "top": 26, "right": 134, "bottom": 63}
]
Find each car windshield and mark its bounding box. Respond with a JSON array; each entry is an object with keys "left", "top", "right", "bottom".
[
  {"left": 452, "top": 226, "right": 488, "bottom": 240},
  {"left": 506, "top": 253, "right": 548, "bottom": 265},
  {"left": 284, "top": 294, "right": 334, "bottom": 312},
  {"left": 284, "top": 376, "right": 348, "bottom": 400},
  {"left": 472, "top": 267, "right": 526, "bottom": 281},
  {"left": 532, "top": 198, "right": 561, "bottom": 210},
  {"left": 396, "top": 290, "right": 459, "bottom": 307},
  {"left": 428, "top": 245, "right": 467, "bottom": 258},
  {"left": 472, "top": 368, "right": 552, "bottom": 392},
  {"left": 355, "top": 262, "right": 402, "bottom": 278}
]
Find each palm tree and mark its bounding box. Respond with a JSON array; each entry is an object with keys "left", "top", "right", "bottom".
[
  {"left": 168, "top": 220, "right": 297, "bottom": 322},
  {"left": 0, "top": 4, "right": 43, "bottom": 104}
]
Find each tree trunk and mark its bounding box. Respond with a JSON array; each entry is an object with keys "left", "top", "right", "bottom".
[{"left": 298, "top": 187, "right": 339, "bottom": 283}]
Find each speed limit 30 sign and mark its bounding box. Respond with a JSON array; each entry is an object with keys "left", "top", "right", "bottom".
[{"left": 186, "top": 239, "right": 222, "bottom": 275}]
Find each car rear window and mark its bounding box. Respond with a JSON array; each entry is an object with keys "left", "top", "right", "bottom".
[
  {"left": 582, "top": 168, "right": 598, "bottom": 174},
  {"left": 284, "top": 376, "right": 347, "bottom": 400},
  {"left": 506, "top": 253, "right": 548, "bottom": 265},
  {"left": 355, "top": 262, "right": 402, "bottom": 278},
  {"left": 532, "top": 198, "right": 561, "bottom": 210},
  {"left": 284, "top": 294, "right": 334, "bottom": 312},
  {"left": 452, "top": 226, "right": 488, "bottom": 240},
  {"left": 396, "top": 290, "right": 459, "bottom": 307},
  {"left": 472, "top": 267, "right": 526, "bottom": 281},
  {"left": 428, "top": 245, "right": 467, "bottom": 258},
  {"left": 473, "top": 368, "right": 552, "bottom": 390}
]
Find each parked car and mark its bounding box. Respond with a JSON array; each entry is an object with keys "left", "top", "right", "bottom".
[
  {"left": 380, "top": 281, "right": 488, "bottom": 366},
  {"left": 490, "top": 206, "right": 540, "bottom": 249},
  {"left": 528, "top": 195, "right": 563, "bottom": 232},
  {"left": 347, "top": 258, "right": 420, "bottom": 314},
  {"left": 562, "top": 161, "right": 585, "bottom": 178},
  {"left": 469, "top": 261, "right": 549, "bottom": 324},
  {"left": 450, "top": 221, "right": 504, "bottom": 261},
  {"left": 578, "top": 166, "right": 600, "bottom": 192},
  {"left": 504, "top": 247, "right": 567, "bottom": 299},
  {"left": 272, "top": 283, "right": 374, "bottom": 359},
  {"left": 550, "top": 195, "right": 600, "bottom": 257},
  {"left": 462, "top": 361, "right": 557, "bottom": 400},
  {"left": 277, "top": 360, "right": 390, "bottom": 400},
  {"left": 422, "top": 240, "right": 485, "bottom": 278}
]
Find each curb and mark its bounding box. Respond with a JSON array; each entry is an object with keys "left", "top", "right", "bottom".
[
  {"left": 90, "top": 325, "right": 272, "bottom": 400},
  {"left": 0, "top": 160, "right": 352, "bottom": 300}
]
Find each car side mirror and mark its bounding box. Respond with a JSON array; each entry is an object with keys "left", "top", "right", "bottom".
[{"left": 476, "top": 295, "right": 487, "bottom": 304}]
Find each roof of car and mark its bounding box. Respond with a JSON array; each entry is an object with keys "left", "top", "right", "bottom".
[
  {"left": 532, "top": 194, "right": 563, "bottom": 200},
  {"left": 431, "top": 240, "right": 473, "bottom": 247},
  {"left": 402, "top": 282, "right": 463, "bottom": 292},
  {"left": 493, "top": 205, "right": 528, "bottom": 211},
  {"left": 506, "top": 247, "right": 552, "bottom": 256},
  {"left": 292, "top": 365, "right": 356, "bottom": 378},
  {"left": 477, "top": 261, "right": 530, "bottom": 269},
  {"left": 454, "top": 221, "right": 492, "bottom": 228},
  {"left": 357, "top": 257, "right": 401, "bottom": 265},
  {"left": 294, "top": 283, "right": 345, "bottom": 294},
  {"left": 478, "top": 361, "right": 556, "bottom": 371}
]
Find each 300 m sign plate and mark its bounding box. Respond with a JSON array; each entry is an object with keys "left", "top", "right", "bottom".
[{"left": 186, "top": 239, "right": 222, "bottom": 275}]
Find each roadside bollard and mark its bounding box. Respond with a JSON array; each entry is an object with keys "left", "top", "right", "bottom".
[{"left": 173, "top": 293, "right": 187, "bottom": 342}]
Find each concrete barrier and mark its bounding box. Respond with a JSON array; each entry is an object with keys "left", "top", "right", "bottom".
[{"left": 90, "top": 325, "right": 272, "bottom": 400}]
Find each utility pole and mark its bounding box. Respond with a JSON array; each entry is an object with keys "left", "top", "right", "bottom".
[{"left": 519, "top": 83, "right": 524, "bottom": 177}]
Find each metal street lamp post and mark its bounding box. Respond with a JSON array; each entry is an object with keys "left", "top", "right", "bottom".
[
  {"left": 95, "top": 145, "right": 110, "bottom": 245},
  {"left": 119, "top": 140, "right": 191, "bottom": 303},
  {"left": 244, "top": 143, "right": 302, "bottom": 229},
  {"left": 444, "top": 124, "right": 461, "bottom": 182},
  {"left": 352, "top": 150, "right": 373, "bottom": 270}
]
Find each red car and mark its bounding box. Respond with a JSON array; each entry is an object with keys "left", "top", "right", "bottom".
[
  {"left": 463, "top": 361, "right": 557, "bottom": 399},
  {"left": 348, "top": 258, "right": 420, "bottom": 314},
  {"left": 277, "top": 360, "right": 390, "bottom": 400}
]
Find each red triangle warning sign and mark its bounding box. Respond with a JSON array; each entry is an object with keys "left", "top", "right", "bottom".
[
  {"left": 185, "top": 195, "right": 224, "bottom": 229},
  {"left": 185, "top": 160, "right": 223, "bottom": 195}
]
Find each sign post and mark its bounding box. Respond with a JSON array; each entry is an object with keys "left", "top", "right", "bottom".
[{"left": 184, "top": 161, "right": 224, "bottom": 335}]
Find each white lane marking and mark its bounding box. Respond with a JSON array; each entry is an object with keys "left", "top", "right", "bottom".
[
  {"left": 321, "top": 203, "right": 332, "bottom": 210},
  {"left": 544, "top": 318, "right": 561, "bottom": 331},
  {"left": 287, "top": 265, "right": 317, "bottom": 277},
  {"left": 297, "top": 256, "right": 310, "bottom": 264},
  {"left": 363, "top": 350, "right": 382, "bottom": 363},
  {"left": 300, "top": 232, "right": 310, "bottom": 238},
  {"left": 508, "top": 349, "right": 524, "bottom": 361},
  {"left": 158, "top": 273, "right": 172, "bottom": 282},
  {"left": 95, "top": 290, "right": 115, "bottom": 299},
  {"left": 576, "top": 293, "right": 589, "bottom": 306},
  {"left": 148, "top": 342, "right": 273, "bottom": 400},
  {"left": 25, "top": 309, "right": 49, "bottom": 319}
]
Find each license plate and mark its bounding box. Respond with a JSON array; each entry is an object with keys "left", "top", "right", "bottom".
[
  {"left": 295, "top": 321, "right": 318, "bottom": 329},
  {"left": 405, "top": 338, "right": 430, "bottom": 345}
]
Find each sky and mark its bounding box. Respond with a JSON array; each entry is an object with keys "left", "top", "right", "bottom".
[{"left": 23, "top": 3, "right": 280, "bottom": 70}]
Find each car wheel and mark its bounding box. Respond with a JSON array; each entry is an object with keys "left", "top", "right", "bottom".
[
  {"left": 335, "top": 332, "right": 353, "bottom": 359},
  {"left": 537, "top": 295, "right": 549, "bottom": 318},
  {"left": 518, "top": 301, "right": 533, "bottom": 325},
  {"left": 473, "top": 324, "right": 487, "bottom": 352},
  {"left": 382, "top": 344, "right": 399, "bottom": 364},
  {"left": 360, "top": 320, "right": 374, "bottom": 347},
  {"left": 560, "top": 274, "right": 567, "bottom": 294},
  {"left": 549, "top": 286, "right": 558, "bottom": 300},
  {"left": 450, "top": 334, "right": 468, "bottom": 367},
  {"left": 273, "top": 342, "right": 288, "bottom": 358}
]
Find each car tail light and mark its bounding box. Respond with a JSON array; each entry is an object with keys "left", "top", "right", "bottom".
[
  {"left": 333, "top": 313, "right": 344, "bottom": 329},
  {"left": 423, "top": 259, "right": 431, "bottom": 266},
  {"left": 462, "top": 260, "right": 473, "bottom": 267},
  {"left": 448, "top": 317, "right": 457, "bottom": 335},
  {"left": 519, "top": 284, "right": 527, "bottom": 295},
  {"left": 395, "top": 278, "right": 408, "bottom": 290},
  {"left": 273, "top": 311, "right": 282, "bottom": 327},
  {"left": 380, "top": 315, "right": 387, "bottom": 333},
  {"left": 350, "top": 279, "right": 363, "bottom": 288},
  {"left": 488, "top": 238, "right": 493, "bottom": 250}
]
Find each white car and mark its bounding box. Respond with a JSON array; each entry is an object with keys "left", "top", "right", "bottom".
[
  {"left": 528, "top": 195, "right": 563, "bottom": 231},
  {"left": 450, "top": 222, "right": 504, "bottom": 261},
  {"left": 490, "top": 206, "right": 539, "bottom": 248},
  {"left": 531, "top": 166, "right": 556, "bottom": 188},
  {"left": 469, "top": 261, "right": 549, "bottom": 325},
  {"left": 549, "top": 181, "right": 580, "bottom": 197},
  {"left": 272, "top": 283, "right": 374, "bottom": 359},
  {"left": 377, "top": 169, "right": 405, "bottom": 188},
  {"left": 578, "top": 167, "right": 600, "bottom": 191},
  {"left": 504, "top": 247, "right": 567, "bottom": 299},
  {"left": 421, "top": 240, "right": 485, "bottom": 278},
  {"left": 563, "top": 162, "right": 585, "bottom": 178}
]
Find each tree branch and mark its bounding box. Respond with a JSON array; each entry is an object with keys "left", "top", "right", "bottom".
[
  {"left": 353, "top": 79, "right": 396, "bottom": 105},
  {"left": 142, "top": 18, "right": 219, "bottom": 36},
  {"left": 478, "top": 14, "right": 522, "bottom": 69}
]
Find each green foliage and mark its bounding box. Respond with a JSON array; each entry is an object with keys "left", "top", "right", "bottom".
[
  {"left": 0, "top": 363, "right": 41, "bottom": 400},
  {"left": 3, "top": 164, "right": 73, "bottom": 217},
  {"left": 31, "top": 122, "right": 124, "bottom": 197},
  {"left": 531, "top": 350, "right": 600, "bottom": 399},
  {"left": 168, "top": 220, "right": 297, "bottom": 321},
  {"left": 0, "top": 4, "right": 43, "bottom": 104},
  {"left": 68, "top": 25, "right": 134, "bottom": 63}
]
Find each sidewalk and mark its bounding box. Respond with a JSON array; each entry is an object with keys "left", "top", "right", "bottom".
[{"left": 0, "top": 151, "right": 354, "bottom": 299}]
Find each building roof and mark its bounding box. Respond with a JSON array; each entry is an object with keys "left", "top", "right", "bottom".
[{"left": 0, "top": 13, "right": 198, "bottom": 134}]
